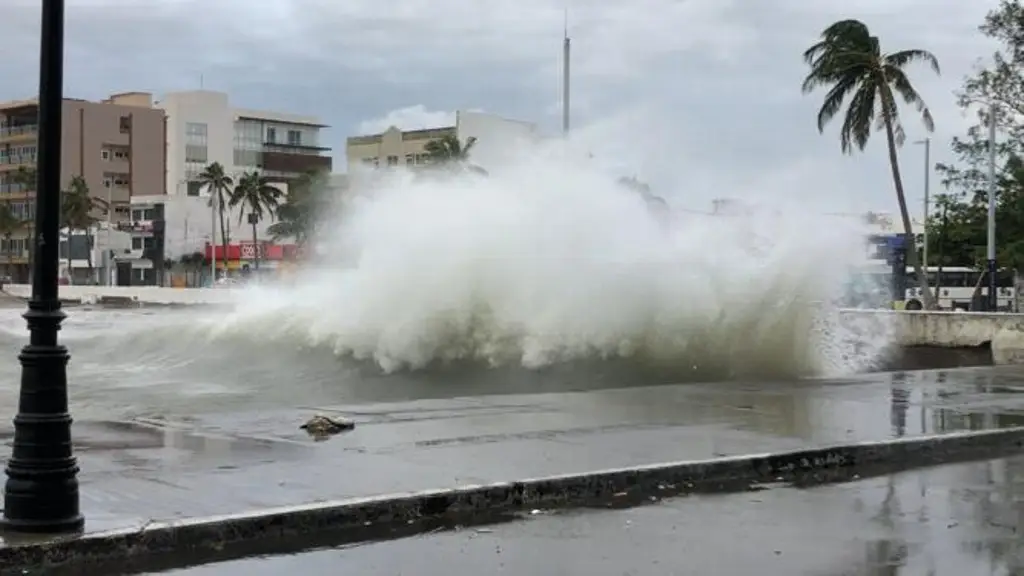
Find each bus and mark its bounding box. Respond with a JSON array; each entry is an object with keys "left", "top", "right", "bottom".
[{"left": 903, "top": 266, "right": 1016, "bottom": 311}]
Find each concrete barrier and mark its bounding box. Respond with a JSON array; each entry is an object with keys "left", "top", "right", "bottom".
[
  {"left": 0, "top": 284, "right": 236, "bottom": 305},
  {"left": 839, "top": 309, "right": 1024, "bottom": 364},
  {"left": 3, "top": 428, "right": 1024, "bottom": 574}
]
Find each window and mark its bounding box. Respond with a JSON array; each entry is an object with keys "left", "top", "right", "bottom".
[
  {"left": 361, "top": 158, "right": 375, "bottom": 165},
  {"left": 103, "top": 178, "right": 112, "bottom": 189},
  {"left": 101, "top": 149, "right": 110, "bottom": 161},
  {"left": 287, "top": 130, "right": 301, "bottom": 146},
  {"left": 187, "top": 181, "right": 203, "bottom": 197},
  {"left": 185, "top": 144, "right": 208, "bottom": 163},
  {"left": 386, "top": 155, "right": 399, "bottom": 166},
  {"left": 405, "top": 154, "right": 414, "bottom": 164},
  {"left": 266, "top": 127, "right": 276, "bottom": 143},
  {"left": 113, "top": 150, "right": 129, "bottom": 160},
  {"left": 185, "top": 122, "right": 208, "bottom": 138},
  {"left": 119, "top": 115, "right": 132, "bottom": 134},
  {"left": 131, "top": 237, "right": 143, "bottom": 250}
]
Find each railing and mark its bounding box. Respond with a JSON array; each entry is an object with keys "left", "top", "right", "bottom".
[
  {"left": 0, "top": 125, "right": 38, "bottom": 138},
  {"left": 0, "top": 154, "right": 38, "bottom": 166}
]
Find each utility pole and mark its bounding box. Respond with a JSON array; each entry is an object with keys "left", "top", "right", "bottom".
[
  {"left": 987, "top": 103, "right": 998, "bottom": 311},
  {"left": 561, "top": 9, "right": 570, "bottom": 136}
]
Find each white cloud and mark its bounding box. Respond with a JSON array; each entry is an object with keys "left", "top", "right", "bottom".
[
  {"left": 356, "top": 106, "right": 458, "bottom": 135},
  {"left": 0, "top": 0, "right": 1006, "bottom": 212}
]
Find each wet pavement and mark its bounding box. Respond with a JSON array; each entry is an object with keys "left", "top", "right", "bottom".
[
  {"left": 1, "top": 367, "right": 1024, "bottom": 540},
  {"left": 151, "top": 455, "right": 1024, "bottom": 575}
]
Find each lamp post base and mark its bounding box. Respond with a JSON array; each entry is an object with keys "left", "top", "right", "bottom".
[{"left": 2, "top": 333, "right": 83, "bottom": 534}]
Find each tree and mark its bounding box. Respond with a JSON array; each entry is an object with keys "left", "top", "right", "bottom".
[
  {"left": 926, "top": 155, "right": 1024, "bottom": 271},
  {"left": 178, "top": 251, "right": 206, "bottom": 287},
  {"left": 423, "top": 135, "right": 487, "bottom": 175},
  {"left": 229, "top": 171, "right": 282, "bottom": 270},
  {"left": 802, "top": 19, "right": 940, "bottom": 309},
  {"left": 267, "top": 169, "right": 330, "bottom": 248},
  {"left": 936, "top": 1, "right": 1024, "bottom": 272},
  {"left": 60, "top": 176, "right": 102, "bottom": 284},
  {"left": 0, "top": 202, "right": 22, "bottom": 278},
  {"left": 196, "top": 162, "right": 234, "bottom": 277}
]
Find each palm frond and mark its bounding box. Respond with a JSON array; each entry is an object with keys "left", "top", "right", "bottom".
[{"left": 884, "top": 49, "right": 940, "bottom": 74}]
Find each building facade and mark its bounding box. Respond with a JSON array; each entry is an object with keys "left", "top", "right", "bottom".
[
  {"left": 112, "top": 90, "right": 332, "bottom": 284},
  {"left": 0, "top": 92, "right": 166, "bottom": 282},
  {"left": 345, "top": 110, "right": 538, "bottom": 174}
]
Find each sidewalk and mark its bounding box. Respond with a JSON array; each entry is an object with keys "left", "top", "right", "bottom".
[
  {"left": 159, "top": 454, "right": 1024, "bottom": 576},
  {"left": 3, "top": 368, "right": 1024, "bottom": 572}
]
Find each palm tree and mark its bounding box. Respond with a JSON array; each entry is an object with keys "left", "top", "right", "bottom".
[
  {"left": 267, "top": 169, "right": 330, "bottom": 248},
  {"left": 802, "top": 19, "right": 940, "bottom": 310},
  {"left": 0, "top": 202, "right": 22, "bottom": 280},
  {"left": 196, "top": 162, "right": 234, "bottom": 276},
  {"left": 61, "top": 176, "right": 99, "bottom": 285},
  {"left": 423, "top": 135, "right": 487, "bottom": 175},
  {"left": 229, "top": 171, "right": 282, "bottom": 270}
]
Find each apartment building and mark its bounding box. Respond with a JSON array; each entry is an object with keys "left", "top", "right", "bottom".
[
  {"left": 0, "top": 92, "right": 166, "bottom": 282},
  {"left": 345, "top": 110, "right": 538, "bottom": 174},
  {"left": 123, "top": 90, "right": 332, "bottom": 284}
]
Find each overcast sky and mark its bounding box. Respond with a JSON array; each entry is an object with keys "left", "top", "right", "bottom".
[{"left": 0, "top": 0, "right": 1000, "bottom": 213}]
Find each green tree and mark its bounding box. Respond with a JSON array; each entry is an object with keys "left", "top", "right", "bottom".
[
  {"left": 802, "top": 19, "right": 940, "bottom": 309},
  {"left": 0, "top": 202, "right": 23, "bottom": 278},
  {"left": 197, "top": 162, "right": 234, "bottom": 275},
  {"left": 61, "top": 176, "right": 103, "bottom": 284},
  {"left": 423, "top": 135, "right": 487, "bottom": 175},
  {"left": 267, "top": 169, "right": 331, "bottom": 248},
  {"left": 935, "top": 1, "right": 1024, "bottom": 276},
  {"left": 229, "top": 171, "right": 282, "bottom": 270},
  {"left": 178, "top": 251, "right": 206, "bottom": 287}
]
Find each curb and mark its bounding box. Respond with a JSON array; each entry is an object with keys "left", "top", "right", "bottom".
[{"left": 5, "top": 427, "right": 1024, "bottom": 574}]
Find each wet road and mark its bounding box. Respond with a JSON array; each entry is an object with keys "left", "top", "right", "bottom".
[{"left": 153, "top": 455, "right": 1024, "bottom": 575}]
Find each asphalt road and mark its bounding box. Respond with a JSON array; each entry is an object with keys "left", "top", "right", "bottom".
[{"left": 151, "top": 455, "right": 1024, "bottom": 576}]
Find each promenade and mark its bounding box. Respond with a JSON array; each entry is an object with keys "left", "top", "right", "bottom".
[{"left": 4, "top": 368, "right": 1024, "bottom": 573}]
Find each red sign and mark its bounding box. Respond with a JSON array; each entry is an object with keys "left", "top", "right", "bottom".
[{"left": 204, "top": 242, "right": 297, "bottom": 261}]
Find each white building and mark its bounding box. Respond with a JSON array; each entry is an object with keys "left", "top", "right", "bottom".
[
  {"left": 114, "top": 90, "right": 332, "bottom": 283},
  {"left": 345, "top": 110, "right": 539, "bottom": 174},
  {"left": 59, "top": 223, "right": 133, "bottom": 285}
]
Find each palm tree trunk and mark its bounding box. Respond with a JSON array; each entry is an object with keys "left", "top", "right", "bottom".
[
  {"left": 86, "top": 230, "right": 94, "bottom": 284},
  {"left": 217, "top": 190, "right": 229, "bottom": 279},
  {"left": 881, "top": 96, "right": 935, "bottom": 310},
  {"left": 251, "top": 220, "right": 259, "bottom": 270}
]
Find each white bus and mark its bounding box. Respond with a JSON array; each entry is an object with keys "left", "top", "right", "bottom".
[{"left": 904, "top": 266, "right": 1016, "bottom": 311}]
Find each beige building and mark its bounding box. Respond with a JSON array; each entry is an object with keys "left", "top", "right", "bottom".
[
  {"left": 345, "top": 110, "right": 540, "bottom": 174},
  {"left": 346, "top": 126, "right": 455, "bottom": 172},
  {"left": 0, "top": 92, "right": 166, "bottom": 281}
]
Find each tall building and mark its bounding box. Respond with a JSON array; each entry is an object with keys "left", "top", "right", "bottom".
[
  {"left": 121, "top": 90, "right": 332, "bottom": 284},
  {"left": 345, "top": 110, "right": 538, "bottom": 174},
  {"left": 0, "top": 92, "right": 166, "bottom": 282}
]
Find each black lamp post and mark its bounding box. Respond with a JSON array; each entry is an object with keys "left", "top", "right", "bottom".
[{"left": 1, "top": 0, "right": 84, "bottom": 534}]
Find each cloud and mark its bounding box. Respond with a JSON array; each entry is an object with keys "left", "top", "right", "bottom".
[
  {"left": 0, "top": 0, "right": 1005, "bottom": 212},
  {"left": 356, "top": 106, "right": 458, "bottom": 135}
]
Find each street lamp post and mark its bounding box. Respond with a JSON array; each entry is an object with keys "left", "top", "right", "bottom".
[
  {"left": 987, "top": 103, "right": 998, "bottom": 311},
  {"left": 1, "top": 0, "right": 84, "bottom": 533},
  {"left": 913, "top": 138, "right": 931, "bottom": 270}
]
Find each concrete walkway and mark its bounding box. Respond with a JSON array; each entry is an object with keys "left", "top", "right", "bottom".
[
  {"left": 3, "top": 372, "right": 1024, "bottom": 573},
  {"left": 163, "top": 455, "right": 1024, "bottom": 576}
]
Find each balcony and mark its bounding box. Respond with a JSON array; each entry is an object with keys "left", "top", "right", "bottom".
[
  {"left": 0, "top": 154, "right": 38, "bottom": 172},
  {"left": 262, "top": 150, "right": 332, "bottom": 175},
  {"left": 0, "top": 125, "right": 38, "bottom": 143}
]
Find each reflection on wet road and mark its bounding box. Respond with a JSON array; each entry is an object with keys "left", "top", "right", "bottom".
[{"left": 156, "top": 455, "right": 1024, "bottom": 576}]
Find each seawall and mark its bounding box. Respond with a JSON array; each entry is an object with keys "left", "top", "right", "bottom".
[
  {"left": 838, "top": 309, "right": 1024, "bottom": 365},
  {"left": 2, "top": 285, "right": 1022, "bottom": 364},
  {"left": 0, "top": 284, "right": 236, "bottom": 306}
]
